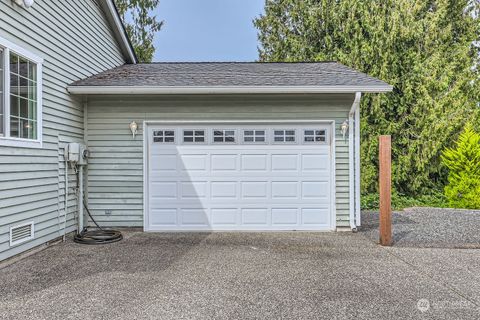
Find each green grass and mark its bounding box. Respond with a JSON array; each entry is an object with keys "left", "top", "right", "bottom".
[{"left": 361, "top": 191, "right": 449, "bottom": 211}]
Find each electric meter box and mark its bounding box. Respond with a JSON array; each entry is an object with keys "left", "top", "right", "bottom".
[
  {"left": 78, "top": 144, "right": 89, "bottom": 165},
  {"left": 66, "top": 143, "right": 89, "bottom": 165},
  {"left": 66, "top": 143, "right": 80, "bottom": 163}
]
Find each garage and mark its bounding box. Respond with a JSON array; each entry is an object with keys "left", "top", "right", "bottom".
[
  {"left": 145, "top": 122, "right": 335, "bottom": 231},
  {"left": 69, "top": 62, "right": 393, "bottom": 232}
]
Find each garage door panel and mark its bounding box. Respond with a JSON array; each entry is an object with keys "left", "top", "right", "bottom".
[
  {"left": 211, "top": 181, "right": 237, "bottom": 199},
  {"left": 147, "top": 124, "right": 334, "bottom": 231},
  {"left": 211, "top": 154, "right": 238, "bottom": 171},
  {"left": 241, "top": 182, "right": 268, "bottom": 199},
  {"left": 271, "top": 181, "right": 299, "bottom": 199},
  {"left": 150, "top": 209, "right": 178, "bottom": 226},
  {"left": 180, "top": 181, "right": 207, "bottom": 198},
  {"left": 241, "top": 154, "right": 268, "bottom": 171},
  {"left": 272, "top": 208, "right": 298, "bottom": 225},
  {"left": 179, "top": 154, "right": 208, "bottom": 171},
  {"left": 302, "top": 154, "right": 330, "bottom": 171},
  {"left": 150, "top": 182, "right": 177, "bottom": 199},
  {"left": 301, "top": 208, "right": 330, "bottom": 225},
  {"left": 241, "top": 208, "right": 269, "bottom": 225},
  {"left": 180, "top": 208, "right": 209, "bottom": 226},
  {"left": 302, "top": 181, "right": 330, "bottom": 199},
  {"left": 151, "top": 155, "right": 177, "bottom": 171},
  {"left": 211, "top": 208, "right": 238, "bottom": 225},
  {"left": 271, "top": 154, "right": 299, "bottom": 171}
]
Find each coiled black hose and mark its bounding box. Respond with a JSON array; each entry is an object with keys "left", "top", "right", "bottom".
[{"left": 74, "top": 200, "right": 123, "bottom": 245}]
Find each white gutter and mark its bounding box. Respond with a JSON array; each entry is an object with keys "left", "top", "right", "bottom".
[
  {"left": 348, "top": 92, "right": 362, "bottom": 231},
  {"left": 67, "top": 85, "right": 393, "bottom": 95}
]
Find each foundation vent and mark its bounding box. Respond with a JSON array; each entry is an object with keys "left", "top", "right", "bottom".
[{"left": 10, "top": 222, "right": 34, "bottom": 246}]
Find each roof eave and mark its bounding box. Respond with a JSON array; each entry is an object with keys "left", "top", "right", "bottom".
[
  {"left": 100, "top": 0, "right": 137, "bottom": 64},
  {"left": 67, "top": 85, "right": 393, "bottom": 95}
]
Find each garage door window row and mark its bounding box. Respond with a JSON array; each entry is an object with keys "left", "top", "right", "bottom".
[{"left": 153, "top": 128, "right": 328, "bottom": 145}]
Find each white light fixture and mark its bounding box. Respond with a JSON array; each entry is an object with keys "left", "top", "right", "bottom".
[
  {"left": 13, "top": 0, "right": 34, "bottom": 8},
  {"left": 23, "top": 0, "right": 34, "bottom": 8},
  {"left": 129, "top": 121, "right": 138, "bottom": 139},
  {"left": 341, "top": 120, "right": 349, "bottom": 141}
]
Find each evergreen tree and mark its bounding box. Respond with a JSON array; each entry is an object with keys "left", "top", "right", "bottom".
[
  {"left": 115, "top": 0, "right": 163, "bottom": 62},
  {"left": 254, "top": 0, "right": 480, "bottom": 195},
  {"left": 441, "top": 123, "right": 480, "bottom": 209}
]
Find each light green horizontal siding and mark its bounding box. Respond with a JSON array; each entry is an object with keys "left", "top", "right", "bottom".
[
  {"left": 86, "top": 94, "right": 355, "bottom": 228},
  {"left": 0, "top": 0, "right": 126, "bottom": 261}
]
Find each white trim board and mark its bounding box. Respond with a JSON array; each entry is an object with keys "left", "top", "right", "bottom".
[
  {"left": 68, "top": 85, "right": 393, "bottom": 95},
  {"left": 100, "top": 0, "right": 137, "bottom": 63}
]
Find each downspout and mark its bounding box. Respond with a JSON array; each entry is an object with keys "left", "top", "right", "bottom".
[
  {"left": 348, "top": 92, "right": 362, "bottom": 231},
  {"left": 78, "top": 165, "right": 84, "bottom": 232},
  {"left": 82, "top": 98, "right": 88, "bottom": 231},
  {"left": 354, "top": 95, "right": 362, "bottom": 226},
  {"left": 64, "top": 148, "right": 68, "bottom": 241}
]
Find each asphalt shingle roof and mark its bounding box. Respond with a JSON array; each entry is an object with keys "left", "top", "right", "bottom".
[{"left": 69, "top": 62, "right": 391, "bottom": 89}]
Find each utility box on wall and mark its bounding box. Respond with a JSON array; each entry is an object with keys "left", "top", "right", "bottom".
[{"left": 66, "top": 143, "right": 89, "bottom": 165}]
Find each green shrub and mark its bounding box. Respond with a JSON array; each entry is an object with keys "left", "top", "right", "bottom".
[
  {"left": 361, "top": 191, "right": 447, "bottom": 211},
  {"left": 441, "top": 123, "right": 480, "bottom": 209}
]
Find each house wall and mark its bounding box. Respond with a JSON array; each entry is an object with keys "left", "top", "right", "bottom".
[
  {"left": 0, "top": 0, "right": 126, "bottom": 261},
  {"left": 85, "top": 94, "right": 354, "bottom": 228}
]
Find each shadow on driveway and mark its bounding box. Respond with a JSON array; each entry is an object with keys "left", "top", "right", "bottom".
[
  {"left": 0, "top": 231, "right": 212, "bottom": 300},
  {"left": 0, "top": 231, "right": 479, "bottom": 319}
]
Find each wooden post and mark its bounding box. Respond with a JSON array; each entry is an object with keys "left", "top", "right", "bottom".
[{"left": 379, "top": 135, "right": 392, "bottom": 246}]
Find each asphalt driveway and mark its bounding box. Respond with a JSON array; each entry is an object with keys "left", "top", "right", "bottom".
[{"left": 1, "top": 214, "right": 479, "bottom": 319}]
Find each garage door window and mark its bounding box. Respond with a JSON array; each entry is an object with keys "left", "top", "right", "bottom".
[
  {"left": 273, "top": 129, "right": 296, "bottom": 143},
  {"left": 213, "top": 129, "right": 235, "bottom": 143},
  {"left": 153, "top": 130, "right": 175, "bottom": 143},
  {"left": 183, "top": 129, "right": 205, "bottom": 143},
  {"left": 243, "top": 129, "right": 266, "bottom": 143},
  {"left": 304, "top": 129, "right": 327, "bottom": 143}
]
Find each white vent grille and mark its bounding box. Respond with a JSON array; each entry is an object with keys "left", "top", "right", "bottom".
[{"left": 10, "top": 222, "right": 34, "bottom": 246}]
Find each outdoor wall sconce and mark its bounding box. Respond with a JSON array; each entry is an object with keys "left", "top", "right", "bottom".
[
  {"left": 13, "top": 0, "right": 35, "bottom": 8},
  {"left": 129, "top": 121, "right": 138, "bottom": 139},
  {"left": 341, "top": 120, "right": 349, "bottom": 141}
]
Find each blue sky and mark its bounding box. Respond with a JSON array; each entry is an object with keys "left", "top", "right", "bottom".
[{"left": 152, "top": 0, "right": 265, "bottom": 62}]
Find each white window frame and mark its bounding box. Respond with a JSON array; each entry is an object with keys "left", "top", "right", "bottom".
[
  {"left": 0, "top": 35, "right": 43, "bottom": 148},
  {"left": 302, "top": 128, "right": 328, "bottom": 144},
  {"left": 272, "top": 129, "right": 297, "bottom": 144},
  {"left": 212, "top": 129, "right": 236, "bottom": 144},
  {"left": 242, "top": 129, "right": 267, "bottom": 144},
  {"left": 153, "top": 129, "right": 176, "bottom": 143},
  {"left": 182, "top": 129, "right": 207, "bottom": 144}
]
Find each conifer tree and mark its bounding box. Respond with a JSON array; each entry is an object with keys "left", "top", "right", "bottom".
[
  {"left": 441, "top": 123, "right": 480, "bottom": 208},
  {"left": 254, "top": 0, "right": 480, "bottom": 195}
]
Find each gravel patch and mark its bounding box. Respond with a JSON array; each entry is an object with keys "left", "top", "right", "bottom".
[{"left": 361, "top": 207, "right": 480, "bottom": 248}]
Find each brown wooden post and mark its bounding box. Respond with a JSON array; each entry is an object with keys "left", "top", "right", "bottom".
[{"left": 379, "top": 135, "right": 392, "bottom": 246}]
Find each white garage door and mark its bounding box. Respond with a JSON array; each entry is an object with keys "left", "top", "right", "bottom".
[{"left": 146, "top": 123, "right": 334, "bottom": 231}]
